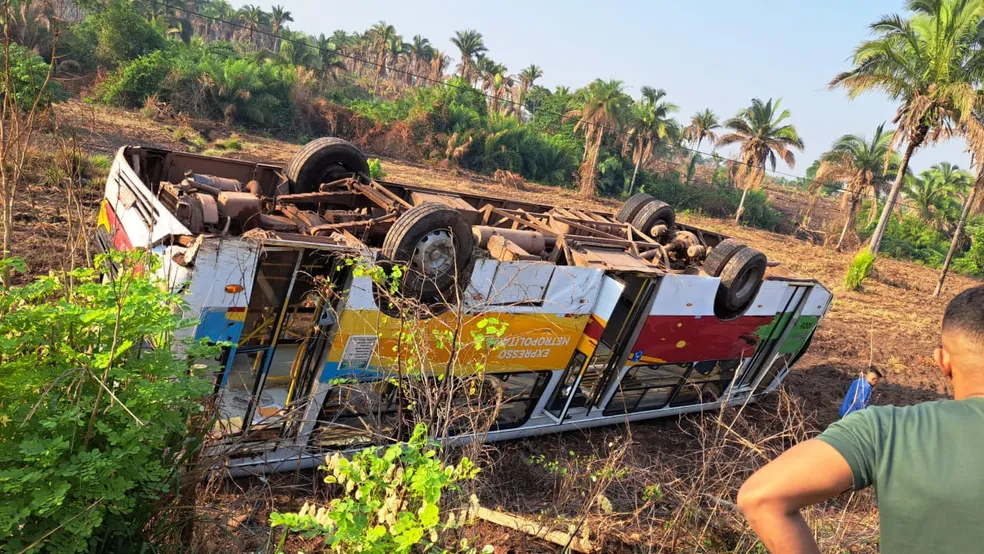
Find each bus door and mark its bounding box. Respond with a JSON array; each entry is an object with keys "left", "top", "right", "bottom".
[
  {"left": 734, "top": 283, "right": 812, "bottom": 392},
  {"left": 546, "top": 273, "right": 658, "bottom": 421},
  {"left": 214, "top": 248, "right": 341, "bottom": 446}
]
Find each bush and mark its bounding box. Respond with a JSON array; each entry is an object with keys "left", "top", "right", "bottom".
[
  {"left": 845, "top": 248, "right": 876, "bottom": 291},
  {"left": 2, "top": 44, "right": 67, "bottom": 111},
  {"left": 0, "top": 252, "right": 214, "bottom": 552},
  {"left": 97, "top": 51, "right": 172, "bottom": 107},
  {"left": 93, "top": 3, "right": 166, "bottom": 67},
  {"left": 368, "top": 157, "right": 385, "bottom": 179},
  {"left": 269, "top": 423, "right": 479, "bottom": 553},
  {"left": 640, "top": 172, "right": 783, "bottom": 231}
]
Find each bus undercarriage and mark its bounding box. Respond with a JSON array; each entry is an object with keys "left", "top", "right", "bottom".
[{"left": 96, "top": 138, "right": 832, "bottom": 475}]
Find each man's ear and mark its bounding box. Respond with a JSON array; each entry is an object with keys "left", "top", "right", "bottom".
[{"left": 935, "top": 346, "right": 953, "bottom": 380}]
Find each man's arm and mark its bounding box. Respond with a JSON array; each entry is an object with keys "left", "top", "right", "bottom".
[{"left": 737, "top": 439, "right": 854, "bottom": 554}]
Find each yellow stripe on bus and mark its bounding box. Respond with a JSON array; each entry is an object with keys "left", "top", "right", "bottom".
[{"left": 329, "top": 310, "right": 590, "bottom": 374}]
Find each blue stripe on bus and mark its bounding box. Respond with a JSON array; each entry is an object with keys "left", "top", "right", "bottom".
[
  {"left": 194, "top": 307, "right": 245, "bottom": 344},
  {"left": 319, "top": 361, "right": 382, "bottom": 383}
]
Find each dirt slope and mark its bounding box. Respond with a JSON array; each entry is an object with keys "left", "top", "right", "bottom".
[{"left": 40, "top": 101, "right": 983, "bottom": 552}]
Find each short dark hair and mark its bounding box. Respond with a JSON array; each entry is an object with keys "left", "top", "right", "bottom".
[
  {"left": 867, "top": 367, "right": 883, "bottom": 378},
  {"left": 943, "top": 286, "right": 984, "bottom": 344}
]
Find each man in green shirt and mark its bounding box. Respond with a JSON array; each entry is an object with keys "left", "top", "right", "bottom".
[{"left": 737, "top": 285, "right": 984, "bottom": 554}]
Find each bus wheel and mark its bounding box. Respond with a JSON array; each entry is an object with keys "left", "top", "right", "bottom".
[
  {"left": 382, "top": 203, "right": 474, "bottom": 300},
  {"left": 702, "top": 238, "right": 747, "bottom": 277},
  {"left": 630, "top": 199, "right": 676, "bottom": 237},
  {"left": 285, "top": 137, "right": 370, "bottom": 194},
  {"left": 714, "top": 247, "right": 767, "bottom": 320},
  {"left": 615, "top": 193, "right": 654, "bottom": 223}
]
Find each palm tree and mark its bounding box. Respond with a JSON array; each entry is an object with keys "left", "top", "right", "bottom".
[
  {"left": 450, "top": 29, "right": 487, "bottom": 86},
  {"left": 565, "top": 79, "right": 630, "bottom": 197},
  {"left": 830, "top": 0, "right": 984, "bottom": 255},
  {"left": 907, "top": 162, "right": 973, "bottom": 227},
  {"left": 409, "top": 35, "right": 433, "bottom": 84},
  {"left": 203, "top": 0, "right": 235, "bottom": 41},
  {"left": 278, "top": 30, "right": 316, "bottom": 68},
  {"left": 516, "top": 64, "right": 543, "bottom": 118},
  {"left": 368, "top": 21, "right": 396, "bottom": 94},
  {"left": 387, "top": 37, "right": 411, "bottom": 90},
  {"left": 814, "top": 124, "right": 899, "bottom": 250},
  {"left": 683, "top": 109, "right": 720, "bottom": 184},
  {"left": 718, "top": 98, "right": 804, "bottom": 223},
  {"left": 269, "top": 5, "right": 293, "bottom": 52},
  {"left": 236, "top": 4, "right": 268, "bottom": 48},
  {"left": 430, "top": 49, "right": 451, "bottom": 82},
  {"left": 935, "top": 137, "right": 984, "bottom": 295},
  {"left": 623, "top": 87, "right": 679, "bottom": 195},
  {"left": 315, "top": 34, "right": 347, "bottom": 81}
]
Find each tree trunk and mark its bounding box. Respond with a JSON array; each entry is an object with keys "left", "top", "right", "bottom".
[
  {"left": 869, "top": 141, "right": 918, "bottom": 255},
  {"left": 735, "top": 185, "right": 749, "bottom": 224},
  {"left": 866, "top": 197, "right": 879, "bottom": 225},
  {"left": 933, "top": 178, "right": 981, "bottom": 296},
  {"left": 628, "top": 152, "right": 642, "bottom": 197},
  {"left": 372, "top": 48, "right": 385, "bottom": 94},
  {"left": 579, "top": 133, "right": 602, "bottom": 197},
  {"left": 1, "top": 190, "right": 12, "bottom": 287},
  {"left": 835, "top": 197, "right": 859, "bottom": 252},
  {"left": 686, "top": 137, "right": 703, "bottom": 185}
]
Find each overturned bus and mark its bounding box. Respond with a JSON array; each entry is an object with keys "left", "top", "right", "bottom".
[{"left": 96, "top": 137, "right": 832, "bottom": 475}]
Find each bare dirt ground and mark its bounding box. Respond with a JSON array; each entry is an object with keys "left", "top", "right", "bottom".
[{"left": 27, "top": 101, "right": 980, "bottom": 552}]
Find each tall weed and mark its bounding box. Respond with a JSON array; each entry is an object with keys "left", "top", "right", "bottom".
[{"left": 845, "top": 248, "right": 876, "bottom": 291}]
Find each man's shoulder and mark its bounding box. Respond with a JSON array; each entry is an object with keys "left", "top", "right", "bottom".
[{"left": 857, "top": 398, "right": 983, "bottom": 427}]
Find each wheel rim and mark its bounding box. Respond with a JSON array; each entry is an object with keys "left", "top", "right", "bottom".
[{"left": 412, "top": 229, "right": 455, "bottom": 279}]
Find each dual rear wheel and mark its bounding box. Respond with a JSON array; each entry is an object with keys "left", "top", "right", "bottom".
[{"left": 615, "top": 195, "right": 767, "bottom": 320}]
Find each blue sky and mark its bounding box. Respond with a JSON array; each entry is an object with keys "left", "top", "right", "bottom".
[{"left": 243, "top": 0, "right": 972, "bottom": 177}]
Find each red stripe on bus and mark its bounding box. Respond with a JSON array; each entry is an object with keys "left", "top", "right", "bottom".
[{"left": 630, "top": 314, "right": 774, "bottom": 364}]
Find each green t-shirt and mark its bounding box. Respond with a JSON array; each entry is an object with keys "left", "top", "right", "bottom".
[{"left": 818, "top": 398, "right": 984, "bottom": 553}]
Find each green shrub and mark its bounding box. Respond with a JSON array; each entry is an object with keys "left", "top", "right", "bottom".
[
  {"left": 94, "top": 3, "right": 166, "bottom": 67},
  {"left": 269, "top": 423, "right": 479, "bottom": 553},
  {"left": 845, "top": 248, "right": 877, "bottom": 291},
  {"left": 214, "top": 134, "right": 243, "bottom": 151},
  {"left": 368, "top": 157, "right": 385, "bottom": 180},
  {"left": 0, "top": 252, "right": 214, "bottom": 552},
  {"left": 640, "top": 172, "right": 782, "bottom": 231},
  {"left": 97, "top": 51, "right": 172, "bottom": 107},
  {"left": 3, "top": 44, "right": 67, "bottom": 111}
]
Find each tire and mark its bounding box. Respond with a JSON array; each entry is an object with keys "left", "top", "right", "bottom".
[
  {"left": 703, "top": 238, "right": 747, "bottom": 277},
  {"left": 381, "top": 203, "right": 474, "bottom": 298},
  {"left": 285, "top": 137, "right": 370, "bottom": 194},
  {"left": 714, "top": 247, "right": 767, "bottom": 320},
  {"left": 615, "top": 193, "right": 654, "bottom": 223},
  {"left": 630, "top": 199, "right": 676, "bottom": 236}
]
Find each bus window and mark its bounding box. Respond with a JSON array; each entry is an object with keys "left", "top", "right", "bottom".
[
  {"left": 604, "top": 363, "right": 690, "bottom": 415},
  {"left": 214, "top": 348, "right": 271, "bottom": 436},
  {"left": 311, "top": 381, "right": 399, "bottom": 448},
  {"left": 240, "top": 250, "right": 300, "bottom": 347},
  {"left": 669, "top": 359, "right": 742, "bottom": 407},
  {"left": 755, "top": 352, "right": 795, "bottom": 392},
  {"left": 490, "top": 372, "right": 550, "bottom": 429}
]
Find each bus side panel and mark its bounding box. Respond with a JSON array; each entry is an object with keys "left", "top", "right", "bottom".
[
  {"left": 183, "top": 239, "right": 258, "bottom": 345},
  {"left": 318, "top": 263, "right": 605, "bottom": 383},
  {"left": 629, "top": 274, "right": 785, "bottom": 366}
]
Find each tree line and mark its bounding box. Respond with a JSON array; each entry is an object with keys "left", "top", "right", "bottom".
[{"left": 4, "top": 0, "right": 984, "bottom": 288}]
